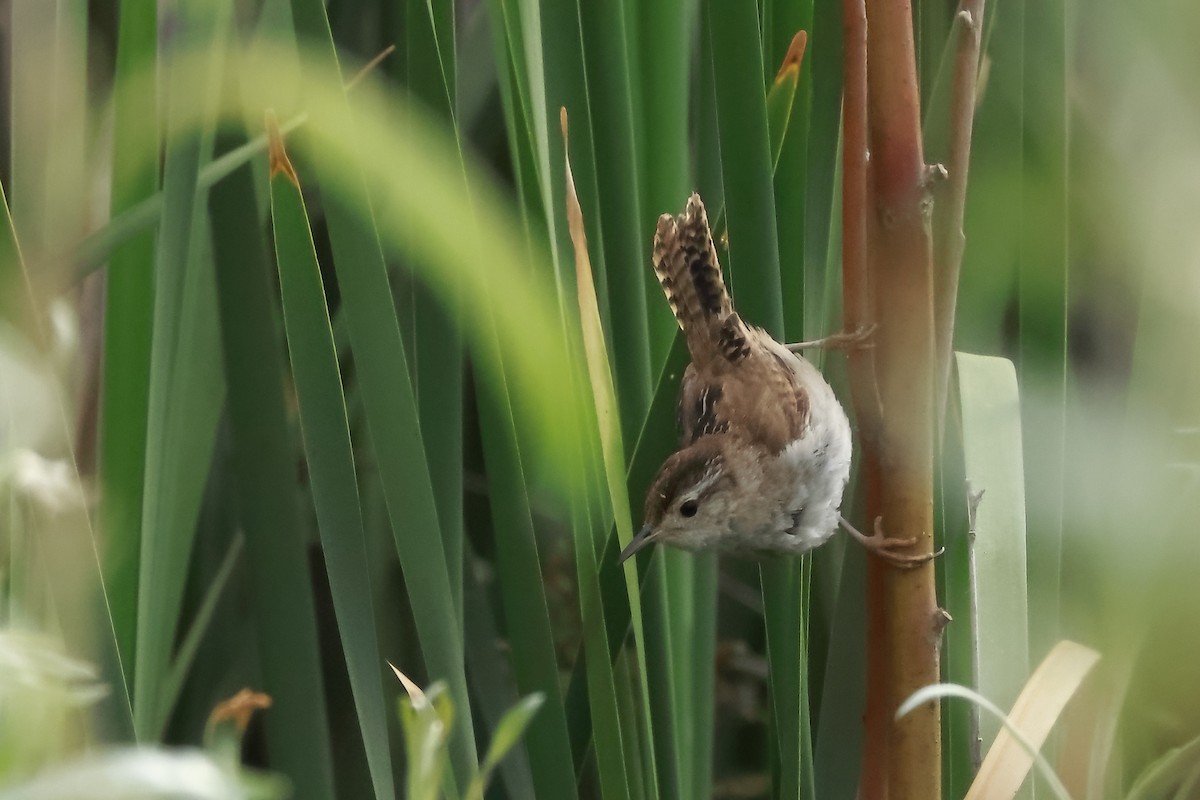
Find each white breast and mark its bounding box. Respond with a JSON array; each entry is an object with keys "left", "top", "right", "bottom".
[{"left": 765, "top": 341, "right": 853, "bottom": 552}]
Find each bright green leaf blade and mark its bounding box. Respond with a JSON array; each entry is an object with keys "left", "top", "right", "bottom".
[
  {"left": 706, "top": 0, "right": 784, "bottom": 335},
  {"left": 765, "top": 32, "right": 805, "bottom": 174},
  {"left": 562, "top": 333, "right": 687, "bottom": 767},
  {"left": 800, "top": 0, "right": 843, "bottom": 335},
  {"left": 565, "top": 110, "right": 639, "bottom": 800},
  {"left": 580, "top": 0, "right": 652, "bottom": 441},
  {"left": 641, "top": 556, "right": 682, "bottom": 800},
  {"left": 635, "top": 0, "right": 693, "bottom": 366},
  {"left": 706, "top": 4, "right": 798, "bottom": 796}
]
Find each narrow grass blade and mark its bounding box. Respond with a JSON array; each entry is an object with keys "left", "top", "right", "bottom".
[
  {"left": 579, "top": 0, "right": 652, "bottom": 439},
  {"left": 133, "top": 0, "right": 231, "bottom": 738},
  {"left": 465, "top": 693, "right": 544, "bottom": 800},
  {"left": 767, "top": 25, "right": 812, "bottom": 344},
  {"left": 461, "top": 544, "right": 539, "bottom": 800},
  {"left": 706, "top": 0, "right": 784, "bottom": 332},
  {"left": 471, "top": 312, "right": 580, "bottom": 799},
  {"left": 766, "top": 31, "right": 808, "bottom": 174},
  {"left": 209, "top": 129, "right": 336, "bottom": 798},
  {"left": 689, "top": 552, "right": 718, "bottom": 800},
  {"left": 400, "top": 0, "right": 467, "bottom": 631},
  {"left": 801, "top": 0, "right": 843, "bottom": 334},
  {"left": 706, "top": 4, "right": 798, "bottom": 796},
  {"left": 287, "top": 1, "right": 480, "bottom": 786},
  {"left": 635, "top": 0, "right": 694, "bottom": 365},
  {"left": 694, "top": 7, "right": 723, "bottom": 210},
  {"left": 99, "top": 1, "right": 158, "bottom": 684},
  {"left": 157, "top": 533, "right": 243, "bottom": 737},
  {"left": 562, "top": 331, "right": 688, "bottom": 759},
  {"left": 71, "top": 112, "right": 307, "bottom": 279},
  {"left": 526, "top": 0, "right": 604, "bottom": 297},
  {"left": 266, "top": 120, "right": 396, "bottom": 800},
  {"left": 564, "top": 107, "right": 639, "bottom": 800},
  {"left": 480, "top": 0, "right": 541, "bottom": 217},
  {"left": 640, "top": 555, "right": 681, "bottom": 800},
  {"left": 814, "top": 542, "right": 868, "bottom": 800}
]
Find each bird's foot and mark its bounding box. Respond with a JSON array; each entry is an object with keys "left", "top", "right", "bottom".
[
  {"left": 839, "top": 514, "right": 943, "bottom": 569},
  {"left": 786, "top": 324, "right": 877, "bottom": 353}
]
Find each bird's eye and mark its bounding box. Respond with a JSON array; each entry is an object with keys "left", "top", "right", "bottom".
[{"left": 680, "top": 499, "right": 699, "bottom": 518}]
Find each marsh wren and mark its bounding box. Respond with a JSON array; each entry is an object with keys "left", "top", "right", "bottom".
[{"left": 618, "top": 194, "right": 933, "bottom": 567}]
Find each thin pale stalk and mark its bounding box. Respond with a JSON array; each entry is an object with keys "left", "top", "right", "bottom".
[
  {"left": 862, "top": 0, "right": 942, "bottom": 797},
  {"left": 933, "top": 0, "right": 987, "bottom": 432},
  {"left": 841, "top": 0, "right": 881, "bottom": 439}
]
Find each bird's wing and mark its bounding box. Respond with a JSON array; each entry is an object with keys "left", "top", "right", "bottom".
[
  {"left": 677, "top": 363, "right": 729, "bottom": 446},
  {"left": 677, "top": 341, "right": 809, "bottom": 454},
  {"left": 719, "top": 336, "right": 812, "bottom": 454}
]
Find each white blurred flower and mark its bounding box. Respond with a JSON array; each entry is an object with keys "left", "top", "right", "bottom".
[
  {"left": 0, "top": 748, "right": 251, "bottom": 800},
  {"left": 0, "top": 631, "right": 107, "bottom": 707},
  {"left": 2, "top": 450, "right": 84, "bottom": 514}
]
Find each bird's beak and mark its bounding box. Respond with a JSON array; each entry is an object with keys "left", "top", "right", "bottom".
[{"left": 618, "top": 525, "right": 658, "bottom": 564}]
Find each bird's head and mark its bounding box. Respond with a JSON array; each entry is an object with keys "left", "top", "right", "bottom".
[{"left": 619, "top": 435, "right": 738, "bottom": 562}]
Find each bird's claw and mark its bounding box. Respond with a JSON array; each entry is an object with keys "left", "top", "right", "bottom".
[
  {"left": 843, "top": 514, "right": 943, "bottom": 569},
  {"left": 786, "top": 323, "right": 877, "bottom": 353},
  {"left": 864, "top": 516, "right": 943, "bottom": 569}
]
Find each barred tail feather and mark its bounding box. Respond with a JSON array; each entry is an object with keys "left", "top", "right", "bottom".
[{"left": 651, "top": 193, "right": 749, "bottom": 366}]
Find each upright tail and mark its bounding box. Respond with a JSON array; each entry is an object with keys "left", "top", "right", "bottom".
[{"left": 652, "top": 193, "right": 751, "bottom": 366}]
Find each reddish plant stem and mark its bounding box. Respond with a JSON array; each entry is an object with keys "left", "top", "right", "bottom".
[
  {"left": 840, "top": 0, "right": 891, "bottom": 796},
  {"left": 862, "top": 0, "right": 941, "bottom": 796},
  {"left": 934, "top": 1, "right": 987, "bottom": 432}
]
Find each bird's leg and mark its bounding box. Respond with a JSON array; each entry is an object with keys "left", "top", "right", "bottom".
[
  {"left": 838, "top": 514, "right": 943, "bottom": 569},
  {"left": 786, "top": 323, "right": 877, "bottom": 353}
]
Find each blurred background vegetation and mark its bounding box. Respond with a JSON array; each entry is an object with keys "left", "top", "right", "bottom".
[{"left": 0, "top": 0, "right": 1198, "bottom": 797}]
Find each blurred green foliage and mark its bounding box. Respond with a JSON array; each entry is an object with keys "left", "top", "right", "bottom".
[{"left": 0, "top": 0, "right": 1197, "bottom": 797}]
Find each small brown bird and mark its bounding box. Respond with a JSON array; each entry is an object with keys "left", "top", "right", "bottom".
[{"left": 618, "top": 193, "right": 932, "bottom": 566}]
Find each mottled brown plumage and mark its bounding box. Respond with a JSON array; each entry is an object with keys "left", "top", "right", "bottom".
[
  {"left": 656, "top": 195, "right": 810, "bottom": 455},
  {"left": 622, "top": 193, "right": 935, "bottom": 567}
]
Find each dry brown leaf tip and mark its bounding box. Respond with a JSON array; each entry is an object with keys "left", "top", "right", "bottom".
[
  {"left": 265, "top": 111, "right": 299, "bottom": 186},
  {"left": 209, "top": 688, "right": 273, "bottom": 733},
  {"left": 774, "top": 30, "right": 809, "bottom": 83}
]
